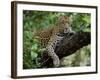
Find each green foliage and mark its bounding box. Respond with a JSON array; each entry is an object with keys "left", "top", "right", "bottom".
[
  {"left": 23, "top": 10, "right": 91, "bottom": 69},
  {"left": 70, "top": 13, "right": 91, "bottom": 32}
]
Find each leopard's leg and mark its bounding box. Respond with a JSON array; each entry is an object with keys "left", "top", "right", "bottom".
[
  {"left": 46, "top": 45, "right": 60, "bottom": 67},
  {"left": 46, "top": 35, "right": 63, "bottom": 67}
]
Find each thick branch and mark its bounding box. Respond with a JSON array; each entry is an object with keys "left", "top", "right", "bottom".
[
  {"left": 55, "top": 31, "right": 90, "bottom": 58},
  {"left": 42, "top": 31, "right": 90, "bottom": 67}
]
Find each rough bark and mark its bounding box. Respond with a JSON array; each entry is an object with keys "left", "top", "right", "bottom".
[{"left": 42, "top": 31, "right": 91, "bottom": 67}]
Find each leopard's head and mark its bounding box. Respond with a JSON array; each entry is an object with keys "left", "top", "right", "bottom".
[
  {"left": 58, "top": 16, "right": 70, "bottom": 25},
  {"left": 57, "top": 16, "right": 71, "bottom": 34}
]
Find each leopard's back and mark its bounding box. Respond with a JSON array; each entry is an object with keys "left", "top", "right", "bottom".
[{"left": 35, "top": 28, "right": 53, "bottom": 47}]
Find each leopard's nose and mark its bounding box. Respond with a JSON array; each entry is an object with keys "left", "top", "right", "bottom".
[{"left": 64, "top": 29, "right": 68, "bottom": 33}]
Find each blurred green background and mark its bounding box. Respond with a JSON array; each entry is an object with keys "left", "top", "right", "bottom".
[{"left": 23, "top": 10, "right": 91, "bottom": 69}]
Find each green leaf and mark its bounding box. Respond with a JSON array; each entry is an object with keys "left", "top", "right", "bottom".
[
  {"left": 31, "top": 51, "right": 38, "bottom": 60},
  {"left": 33, "top": 38, "right": 39, "bottom": 43},
  {"left": 31, "top": 44, "right": 38, "bottom": 50},
  {"left": 38, "top": 48, "right": 46, "bottom": 52}
]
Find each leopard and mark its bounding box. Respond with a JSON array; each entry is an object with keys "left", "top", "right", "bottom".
[{"left": 35, "top": 16, "right": 75, "bottom": 67}]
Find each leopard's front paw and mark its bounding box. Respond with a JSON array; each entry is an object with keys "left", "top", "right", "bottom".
[{"left": 53, "top": 56, "right": 60, "bottom": 67}]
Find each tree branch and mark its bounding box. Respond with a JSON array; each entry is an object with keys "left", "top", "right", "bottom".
[{"left": 42, "top": 31, "right": 91, "bottom": 67}]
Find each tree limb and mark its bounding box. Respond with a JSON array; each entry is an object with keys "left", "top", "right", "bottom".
[{"left": 42, "top": 31, "right": 91, "bottom": 67}]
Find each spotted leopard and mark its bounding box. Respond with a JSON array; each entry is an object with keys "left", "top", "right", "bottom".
[{"left": 35, "top": 16, "right": 74, "bottom": 67}]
